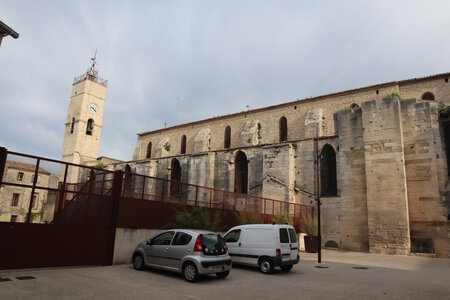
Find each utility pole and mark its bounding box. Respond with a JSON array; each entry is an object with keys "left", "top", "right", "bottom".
[{"left": 314, "top": 125, "right": 322, "bottom": 263}]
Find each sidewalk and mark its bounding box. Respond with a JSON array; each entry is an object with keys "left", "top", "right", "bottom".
[{"left": 301, "top": 249, "right": 450, "bottom": 271}]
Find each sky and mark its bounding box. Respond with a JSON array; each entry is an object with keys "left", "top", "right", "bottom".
[{"left": 1, "top": 0, "right": 450, "bottom": 162}]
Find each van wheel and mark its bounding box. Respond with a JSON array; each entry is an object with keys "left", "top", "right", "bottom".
[
  {"left": 132, "top": 254, "right": 145, "bottom": 270},
  {"left": 259, "top": 258, "right": 274, "bottom": 274},
  {"left": 281, "top": 265, "right": 293, "bottom": 271},
  {"left": 183, "top": 262, "right": 200, "bottom": 283},
  {"left": 216, "top": 271, "right": 229, "bottom": 278}
]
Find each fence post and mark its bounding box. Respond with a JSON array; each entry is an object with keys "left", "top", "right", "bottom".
[
  {"left": 141, "top": 176, "right": 146, "bottom": 200},
  {"left": 0, "top": 147, "right": 7, "bottom": 186},
  {"left": 107, "top": 170, "right": 123, "bottom": 266},
  {"left": 161, "top": 180, "right": 166, "bottom": 202},
  {"left": 209, "top": 189, "right": 212, "bottom": 208},
  {"left": 222, "top": 191, "right": 225, "bottom": 210},
  {"left": 195, "top": 186, "right": 198, "bottom": 206},
  {"left": 26, "top": 158, "right": 40, "bottom": 224}
]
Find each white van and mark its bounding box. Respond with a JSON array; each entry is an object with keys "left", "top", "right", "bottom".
[{"left": 223, "top": 224, "right": 299, "bottom": 273}]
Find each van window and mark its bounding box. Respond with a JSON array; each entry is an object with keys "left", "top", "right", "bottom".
[
  {"left": 279, "top": 228, "right": 289, "bottom": 243},
  {"left": 224, "top": 229, "right": 241, "bottom": 243},
  {"left": 288, "top": 228, "right": 297, "bottom": 243}
]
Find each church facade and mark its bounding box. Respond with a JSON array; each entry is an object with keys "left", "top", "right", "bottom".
[{"left": 61, "top": 68, "right": 450, "bottom": 257}]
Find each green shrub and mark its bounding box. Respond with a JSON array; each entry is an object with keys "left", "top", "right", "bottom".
[
  {"left": 168, "top": 206, "right": 223, "bottom": 232},
  {"left": 272, "top": 210, "right": 293, "bottom": 225},
  {"left": 384, "top": 92, "right": 401, "bottom": 100},
  {"left": 241, "top": 212, "right": 263, "bottom": 224},
  {"left": 164, "top": 141, "right": 171, "bottom": 152},
  {"left": 302, "top": 218, "right": 318, "bottom": 236},
  {"left": 438, "top": 102, "right": 450, "bottom": 118}
]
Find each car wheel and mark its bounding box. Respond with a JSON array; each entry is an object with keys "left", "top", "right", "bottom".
[
  {"left": 216, "top": 271, "right": 230, "bottom": 278},
  {"left": 259, "top": 258, "right": 274, "bottom": 274},
  {"left": 183, "top": 262, "right": 199, "bottom": 283},
  {"left": 133, "top": 254, "right": 145, "bottom": 270},
  {"left": 281, "top": 265, "right": 293, "bottom": 271}
]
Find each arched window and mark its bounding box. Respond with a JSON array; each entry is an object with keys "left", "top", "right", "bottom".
[
  {"left": 146, "top": 142, "right": 152, "bottom": 159},
  {"left": 234, "top": 151, "right": 248, "bottom": 194},
  {"left": 170, "top": 159, "right": 181, "bottom": 197},
  {"left": 224, "top": 126, "right": 231, "bottom": 149},
  {"left": 70, "top": 118, "right": 75, "bottom": 134},
  {"left": 181, "top": 135, "right": 186, "bottom": 154},
  {"left": 279, "top": 116, "right": 287, "bottom": 142},
  {"left": 86, "top": 119, "right": 94, "bottom": 135},
  {"left": 421, "top": 92, "right": 435, "bottom": 100},
  {"left": 124, "top": 164, "right": 132, "bottom": 193},
  {"left": 320, "top": 144, "right": 337, "bottom": 197}
]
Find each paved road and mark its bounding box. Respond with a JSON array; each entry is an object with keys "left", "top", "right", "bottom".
[{"left": 1, "top": 250, "right": 449, "bottom": 299}]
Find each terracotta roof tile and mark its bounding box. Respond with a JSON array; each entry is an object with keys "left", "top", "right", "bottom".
[{"left": 6, "top": 160, "right": 51, "bottom": 175}]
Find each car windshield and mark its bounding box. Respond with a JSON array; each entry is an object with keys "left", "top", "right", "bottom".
[{"left": 200, "top": 234, "right": 227, "bottom": 256}]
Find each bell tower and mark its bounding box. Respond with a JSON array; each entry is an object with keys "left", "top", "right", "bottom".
[{"left": 61, "top": 52, "right": 107, "bottom": 181}]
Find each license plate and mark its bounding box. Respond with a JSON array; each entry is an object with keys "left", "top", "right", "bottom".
[
  {"left": 210, "top": 265, "right": 224, "bottom": 272},
  {"left": 282, "top": 254, "right": 290, "bottom": 260}
]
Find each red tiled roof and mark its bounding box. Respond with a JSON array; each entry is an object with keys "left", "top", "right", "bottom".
[
  {"left": 6, "top": 160, "right": 51, "bottom": 175},
  {"left": 138, "top": 72, "right": 450, "bottom": 136}
]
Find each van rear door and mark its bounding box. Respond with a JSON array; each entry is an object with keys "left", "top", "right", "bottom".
[
  {"left": 288, "top": 228, "right": 299, "bottom": 261},
  {"left": 278, "top": 227, "right": 291, "bottom": 261}
]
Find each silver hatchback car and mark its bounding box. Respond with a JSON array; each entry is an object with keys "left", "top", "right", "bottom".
[{"left": 132, "top": 229, "right": 232, "bottom": 282}]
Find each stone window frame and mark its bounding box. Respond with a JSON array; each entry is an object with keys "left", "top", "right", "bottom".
[
  {"left": 70, "top": 117, "right": 75, "bottom": 134},
  {"left": 146, "top": 142, "right": 152, "bottom": 159},
  {"left": 11, "top": 193, "right": 19, "bottom": 207},
  {"left": 421, "top": 91, "right": 435, "bottom": 101},
  {"left": 86, "top": 119, "right": 94, "bottom": 135},
  {"left": 279, "top": 116, "right": 288, "bottom": 142},
  {"left": 224, "top": 126, "right": 231, "bottom": 149},
  {"left": 17, "top": 172, "right": 24, "bottom": 181},
  {"left": 181, "top": 135, "right": 187, "bottom": 154}
]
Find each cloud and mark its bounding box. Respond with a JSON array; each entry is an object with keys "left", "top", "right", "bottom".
[{"left": 1, "top": 0, "right": 450, "bottom": 162}]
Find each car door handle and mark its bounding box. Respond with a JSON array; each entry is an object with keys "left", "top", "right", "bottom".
[
  {"left": 164, "top": 248, "right": 169, "bottom": 252},
  {"left": 239, "top": 243, "right": 242, "bottom": 247}
]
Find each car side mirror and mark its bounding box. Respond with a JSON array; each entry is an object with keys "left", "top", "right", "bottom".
[{"left": 146, "top": 240, "right": 152, "bottom": 246}]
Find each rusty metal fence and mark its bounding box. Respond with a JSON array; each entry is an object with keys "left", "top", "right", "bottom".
[{"left": 0, "top": 146, "right": 314, "bottom": 269}]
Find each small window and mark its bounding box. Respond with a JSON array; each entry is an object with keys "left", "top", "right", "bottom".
[
  {"left": 325, "top": 240, "right": 339, "bottom": 248},
  {"left": 32, "top": 194, "right": 38, "bottom": 209},
  {"left": 151, "top": 231, "right": 175, "bottom": 245},
  {"left": 224, "top": 126, "right": 231, "bottom": 149},
  {"left": 279, "top": 228, "right": 289, "bottom": 243},
  {"left": 411, "top": 238, "right": 434, "bottom": 254},
  {"left": 70, "top": 118, "right": 75, "bottom": 134},
  {"left": 172, "top": 232, "right": 192, "bottom": 246},
  {"left": 224, "top": 229, "right": 241, "bottom": 243},
  {"left": 181, "top": 135, "right": 186, "bottom": 154},
  {"left": 350, "top": 103, "right": 359, "bottom": 109},
  {"left": 421, "top": 92, "right": 435, "bottom": 101},
  {"left": 279, "top": 116, "right": 287, "bottom": 142},
  {"left": 146, "top": 142, "right": 152, "bottom": 159},
  {"left": 86, "top": 119, "right": 94, "bottom": 135},
  {"left": 10, "top": 215, "right": 17, "bottom": 223},
  {"left": 11, "top": 193, "right": 19, "bottom": 206},
  {"left": 17, "top": 172, "right": 24, "bottom": 181},
  {"left": 288, "top": 228, "right": 297, "bottom": 243}
]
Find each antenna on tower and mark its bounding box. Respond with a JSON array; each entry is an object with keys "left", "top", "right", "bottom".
[
  {"left": 73, "top": 48, "right": 107, "bottom": 87},
  {"left": 87, "top": 48, "right": 99, "bottom": 81}
]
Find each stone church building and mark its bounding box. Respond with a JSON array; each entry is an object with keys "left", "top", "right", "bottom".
[{"left": 61, "top": 65, "right": 450, "bottom": 257}]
